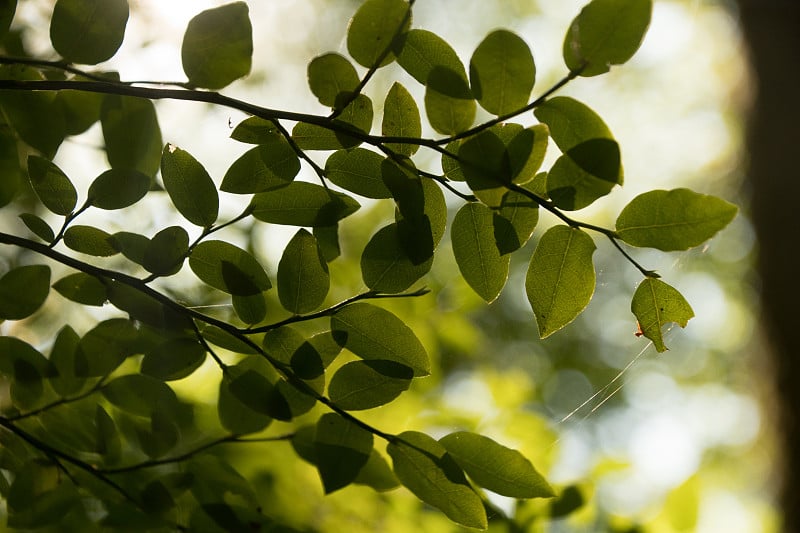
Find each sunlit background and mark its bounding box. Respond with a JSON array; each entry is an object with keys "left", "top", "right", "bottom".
[{"left": 5, "top": 0, "right": 773, "bottom": 531}]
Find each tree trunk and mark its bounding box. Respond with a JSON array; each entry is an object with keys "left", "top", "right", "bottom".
[{"left": 738, "top": 2, "right": 800, "bottom": 531}]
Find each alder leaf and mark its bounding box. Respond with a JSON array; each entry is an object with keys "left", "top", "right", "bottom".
[
  {"left": 87, "top": 169, "right": 150, "bottom": 210},
  {"left": 189, "top": 240, "right": 271, "bottom": 296},
  {"left": 615, "top": 188, "right": 738, "bottom": 251},
  {"left": 325, "top": 148, "right": 392, "bottom": 199},
  {"left": 307, "top": 53, "right": 360, "bottom": 108},
  {"left": 526, "top": 225, "right": 596, "bottom": 338},
  {"left": 630, "top": 278, "right": 694, "bottom": 352},
  {"left": 347, "top": 0, "right": 410, "bottom": 68},
  {"left": 250, "top": 182, "right": 360, "bottom": 226},
  {"left": 160, "top": 144, "right": 219, "bottom": 228},
  {"left": 277, "top": 229, "right": 330, "bottom": 314},
  {"left": 314, "top": 413, "right": 373, "bottom": 493},
  {"left": 27, "top": 156, "right": 77, "bottom": 216},
  {"left": 470, "top": 29, "right": 536, "bottom": 116},
  {"left": 220, "top": 140, "right": 300, "bottom": 194},
  {"left": 101, "top": 94, "right": 162, "bottom": 179},
  {"left": 0, "top": 265, "right": 50, "bottom": 320},
  {"left": 452, "top": 203, "right": 510, "bottom": 303},
  {"left": 328, "top": 360, "right": 413, "bottom": 410},
  {"left": 382, "top": 82, "right": 421, "bottom": 156},
  {"left": 50, "top": 0, "right": 129, "bottom": 65}
]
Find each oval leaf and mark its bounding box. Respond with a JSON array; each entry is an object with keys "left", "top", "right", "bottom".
[
  {"left": 19, "top": 214, "right": 55, "bottom": 243},
  {"left": 218, "top": 360, "right": 273, "bottom": 434},
  {"left": 53, "top": 272, "right": 107, "bottom": 306},
  {"left": 470, "top": 29, "right": 535, "bottom": 116},
  {"left": 161, "top": 144, "right": 219, "bottom": 227},
  {"left": 250, "top": 182, "right": 360, "bottom": 226},
  {"left": 27, "top": 155, "right": 77, "bottom": 216},
  {"left": 292, "top": 95, "right": 373, "bottom": 151},
  {"left": 382, "top": 82, "right": 421, "bottom": 157},
  {"left": 525, "top": 225, "right": 596, "bottom": 338},
  {"left": 230, "top": 116, "right": 278, "bottom": 144},
  {"left": 533, "top": 96, "right": 613, "bottom": 153},
  {"left": 189, "top": 240, "right": 271, "bottom": 296},
  {"left": 388, "top": 431, "right": 487, "bottom": 530},
  {"left": 220, "top": 140, "right": 300, "bottom": 194},
  {"left": 142, "top": 226, "right": 189, "bottom": 277},
  {"left": 0, "top": 265, "right": 50, "bottom": 320},
  {"left": 76, "top": 318, "right": 139, "bottom": 377},
  {"left": 361, "top": 223, "right": 432, "bottom": 293},
  {"left": 314, "top": 413, "right": 373, "bottom": 493},
  {"left": 452, "top": 203, "right": 510, "bottom": 303},
  {"left": 64, "top": 225, "right": 118, "bottom": 256},
  {"left": 50, "top": 0, "right": 129, "bottom": 65},
  {"left": 439, "top": 431, "right": 555, "bottom": 498},
  {"left": 615, "top": 188, "right": 738, "bottom": 251},
  {"left": 87, "top": 168, "right": 150, "bottom": 210},
  {"left": 277, "top": 229, "right": 330, "bottom": 314},
  {"left": 102, "top": 374, "right": 179, "bottom": 416},
  {"left": 101, "top": 94, "right": 162, "bottom": 179},
  {"left": 328, "top": 360, "right": 413, "bottom": 410},
  {"left": 141, "top": 338, "right": 207, "bottom": 381},
  {"left": 181, "top": 2, "right": 253, "bottom": 89},
  {"left": 631, "top": 278, "right": 695, "bottom": 352},
  {"left": 307, "top": 53, "right": 360, "bottom": 108},
  {"left": 494, "top": 187, "right": 539, "bottom": 255},
  {"left": 325, "top": 148, "right": 392, "bottom": 199},
  {"left": 331, "top": 302, "right": 430, "bottom": 376},
  {"left": 346, "top": 0, "right": 410, "bottom": 68},
  {"left": 564, "top": 0, "right": 653, "bottom": 77}
]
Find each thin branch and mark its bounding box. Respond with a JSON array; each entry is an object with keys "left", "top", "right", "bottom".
[{"left": 8, "top": 379, "right": 108, "bottom": 422}]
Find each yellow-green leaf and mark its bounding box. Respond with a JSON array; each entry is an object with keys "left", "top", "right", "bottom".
[
  {"left": 452, "top": 203, "right": 509, "bottom": 303},
  {"left": 470, "top": 29, "right": 535, "bottom": 116},
  {"left": 346, "top": 0, "right": 410, "bottom": 68},
  {"left": 630, "top": 278, "right": 694, "bottom": 352}
]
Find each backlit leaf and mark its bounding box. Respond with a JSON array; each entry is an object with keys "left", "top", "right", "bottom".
[
  {"left": 331, "top": 302, "right": 430, "bottom": 376},
  {"left": 109, "top": 231, "right": 150, "bottom": 265},
  {"left": 314, "top": 413, "right": 373, "bottom": 493},
  {"left": 325, "top": 148, "right": 392, "bottom": 199},
  {"left": 314, "top": 224, "right": 341, "bottom": 262},
  {"left": 53, "top": 272, "right": 107, "bottom": 306},
  {"left": 189, "top": 240, "right": 271, "bottom": 295},
  {"left": 631, "top": 278, "right": 695, "bottom": 352},
  {"left": 220, "top": 140, "right": 300, "bottom": 194},
  {"left": 526, "top": 225, "right": 596, "bottom": 338},
  {"left": 232, "top": 293, "right": 266, "bottom": 325},
  {"left": 230, "top": 116, "right": 278, "bottom": 144},
  {"left": 49, "top": 326, "right": 85, "bottom": 396},
  {"left": 354, "top": 449, "right": 400, "bottom": 491},
  {"left": 452, "top": 203, "right": 510, "bottom": 303},
  {"left": 64, "top": 225, "right": 118, "bottom": 256},
  {"left": 564, "top": 0, "right": 652, "bottom": 77},
  {"left": 382, "top": 82, "right": 421, "bottom": 156},
  {"left": 292, "top": 95, "right": 373, "bottom": 150},
  {"left": 470, "top": 29, "right": 535, "bottom": 115},
  {"left": 76, "top": 318, "right": 139, "bottom": 377},
  {"left": 227, "top": 369, "right": 290, "bottom": 421},
  {"left": 0, "top": 337, "right": 51, "bottom": 409},
  {"left": 250, "top": 182, "right": 360, "bottom": 226},
  {"left": 102, "top": 374, "right": 179, "bottom": 416},
  {"left": 50, "top": 0, "right": 128, "bottom": 65},
  {"left": 494, "top": 187, "right": 539, "bottom": 255},
  {"left": 277, "top": 229, "right": 329, "bottom": 314},
  {"left": 307, "top": 53, "right": 360, "bottom": 108},
  {"left": 181, "top": 2, "right": 253, "bottom": 89},
  {"left": 347, "top": 0, "right": 410, "bottom": 68},
  {"left": 141, "top": 337, "right": 207, "bottom": 381},
  {"left": 87, "top": 168, "right": 150, "bottom": 210},
  {"left": 218, "top": 358, "right": 273, "bottom": 434},
  {"left": 142, "top": 225, "right": 189, "bottom": 277},
  {"left": 439, "top": 431, "right": 555, "bottom": 498},
  {"left": 328, "top": 360, "right": 412, "bottom": 410},
  {"left": 388, "top": 431, "right": 487, "bottom": 530},
  {"left": 616, "top": 188, "right": 738, "bottom": 251},
  {"left": 0, "top": 265, "right": 50, "bottom": 320},
  {"left": 533, "top": 96, "right": 613, "bottom": 153},
  {"left": 395, "top": 29, "right": 463, "bottom": 86},
  {"left": 161, "top": 144, "right": 219, "bottom": 227},
  {"left": 101, "top": 94, "right": 162, "bottom": 178},
  {"left": 55, "top": 81, "right": 104, "bottom": 135},
  {"left": 361, "top": 223, "right": 432, "bottom": 293},
  {"left": 27, "top": 155, "right": 76, "bottom": 216},
  {"left": 19, "top": 214, "right": 55, "bottom": 243}
]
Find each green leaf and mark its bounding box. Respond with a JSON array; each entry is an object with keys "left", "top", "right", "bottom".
[
  {"left": 470, "top": 29, "right": 535, "bottom": 115},
  {"left": 250, "top": 182, "right": 360, "bottom": 226},
  {"left": 494, "top": 187, "right": 539, "bottom": 255},
  {"left": 95, "top": 405, "right": 122, "bottom": 462},
  {"left": 53, "top": 272, "right": 107, "bottom": 306},
  {"left": 564, "top": 0, "right": 653, "bottom": 77},
  {"left": 388, "top": 431, "right": 487, "bottom": 530},
  {"left": 102, "top": 374, "right": 179, "bottom": 416},
  {"left": 18, "top": 214, "right": 55, "bottom": 243},
  {"left": 331, "top": 302, "right": 430, "bottom": 376},
  {"left": 27, "top": 155, "right": 77, "bottom": 216},
  {"left": 425, "top": 70, "right": 475, "bottom": 136},
  {"left": 189, "top": 240, "right": 271, "bottom": 295},
  {"left": 262, "top": 326, "right": 327, "bottom": 388},
  {"left": 87, "top": 168, "right": 150, "bottom": 210},
  {"left": 230, "top": 116, "right": 278, "bottom": 144},
  {"left": 0, "top": 66, "right": 65, "bottom": 158},
  {"left": 181, "top": 2, "right": 253, "bottom": 89},
  {"left": 50, "top": 0, "right": 128, "bottom": 65},
  {"left": 328, "top": 360, "right": 413, "bottom": 410},
  {"left": 277, "top": 229, "right": 330, "bottom": 314},
  {"left": 395, "top": 29, "right": 464, "bottom": 86},
  {"left": 54, "top": 81, "right": 104, "bottom": 135},
  {"left": 6, "top": 461, "right": 78, "bottom": 529},
  {"left": 141, "top": 338, "right": 207, "bottom": 381},
  {"left": 138, "top": 409, "right": 180, "bottom": 459},
  {"left": 292, "top": 95, "right": 373, "bottom": 150},
  {"left": 533, "top": 96, "right": 613, "bottom": 153},
  {"left": 347, "top": 0, "right": 410, "bottom": 68},
  {"left": 106, "top": 281, "right": 191, "bottom": 331},
  {"left": 218, "top": 359, "right": 272, "bottom": 434},
  {"left": 307, "top": 53, "right": 360, "bottom": 108},
  {"left": 49, "top": 326, "right": 85, "bottom": 397},
  {"left": 232, "top": 293, "right": 267, "bottom": 325},
  {"left": 382, "top": 82, "right": 422, "bottom": 156},
  {"left": 525, "top": 225, "right": 596, "bottom": 338},
  {"left": 361, "top": 223, "right": 432, "bottom": 293},
  {"left": 64, "top": 225, "right": 118, "bottom": 256},
  {"left": 314, "top": 413, "right": 373, "bottom": 493},
  {"left": 227, "top": 369, "right": 291, "bottom": 421},
  {"left": 631, "top": 278, "right": 695, "bottom": 352},
  {"left": 0, "top": 126, "right": 22, "bottom": 208},
  {"left": 200, "top": 324, "right": 258, "bottom": 355},
  {"left": 142, "top": 225, "right": 189, "bottom": 277},
  {"left": 0, "top": 265, "right": 50, "bottom": 320},
  {"left": 109, "top": 231, "right": 150, "bottom": 265},
  {"left": 220, "top": 140, "right": 300, "bottom": 194},
  {"left": 101, "top": 94, "right": 162, "bottom": 178},
  {"left": 161, "top": 144, "right": 219, "bottom": 227},
  {"left": 76, "top": 318, "right": 139, "bottom": 377},
  {"left": 354, "top": 449, "right": 400, "bottom": 491},
  {"left": 452, "top": 203, "right": 510, "bottom": 303},
  {"left": 0, "top": 337, "right": 51, "bottom": 409},
  {"left": 615, "top": 188, "right": 739, "bottom": 251},
  {"left": 439, "top": 431, "right": 555, "bottom": 498},
  {"left": 314, "top": 224, "right": 341, "bottom": 262},
  {"left": 0, "top": 1, "right": 16, "bottom": 42},
  {"left": 325, "top": 148, "right": 392, "bottom": 199}
]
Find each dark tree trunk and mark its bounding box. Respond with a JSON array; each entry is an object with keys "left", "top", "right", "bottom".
[{"left": 738, "top": 2, "right": 800, "bottom": 531}]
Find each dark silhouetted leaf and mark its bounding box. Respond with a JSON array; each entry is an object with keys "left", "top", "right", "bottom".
[
  {"left": 88, "top": 168, "right": 150, "bottom": 210},
  {"left": 361, "top": 223, "right": 432, "bottom": 293},
  {"left": 50, "top": 0, "right": 128, "bottom": 65},
  {"left": 220, "top": 140, "right": 300, "bottom": 194},
  {"left": 230, "top": 116, "right": 278, "bottom": 144},
  {"left": 314, "top": 413, "right": 373, "bottom": 493},
  {"left": 0, "top": 265, "right": 50, "bottom": 320},
  {"left": 218, "top": 358, "right": 273, "bottom": 434},
  {"left": 0, "top": 126, "right": 22, "bottom": 207},
  {"left": 232, "top": 292, "right": 266, "bottom": 325},
  {"left": 141, "top": 337, "right": 207, "bottom": 381},
  {"left": 142, "top": 225, "right": 189, "bottom": 276},
  {"left": 181, "top": 2, "right": 253, "bottom": 89},
  {"left": 76, "top": 318, "right": 139, "bottom": 377},
  {"left": 109, "top": 231, "right": 150, "bottom": 265},
  {"left": 64, "top": 225, "right": 118, "bottom": 256},
  {"left": 292, "top": 95, "right": 373, "bottom": 150},
  {"left": 161, "top": 144, "right": 219, "bottom": 227},
  {"left": 53, "top": 272, "right": 107, "bottom": 306},
  {"left": 27, "top": 155, "right": 76, "bottom": 215},
  {"left": 49, "top": 326, "right": 85, "bottom": 397},
  {"left": 19, "top": 214, "right": 55, "bottom": 243},
  {"left": 189, "top": 240, "right": 271, "bottom": 295},
  {"left": 277, "top": 229, "right": 329, "bottom": 314},
  {"left": 102, "top": 374, "right": 179, "bottom": 416},
  {"left": 101, "top": 94, "right": 162, "bottom": 178}
]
